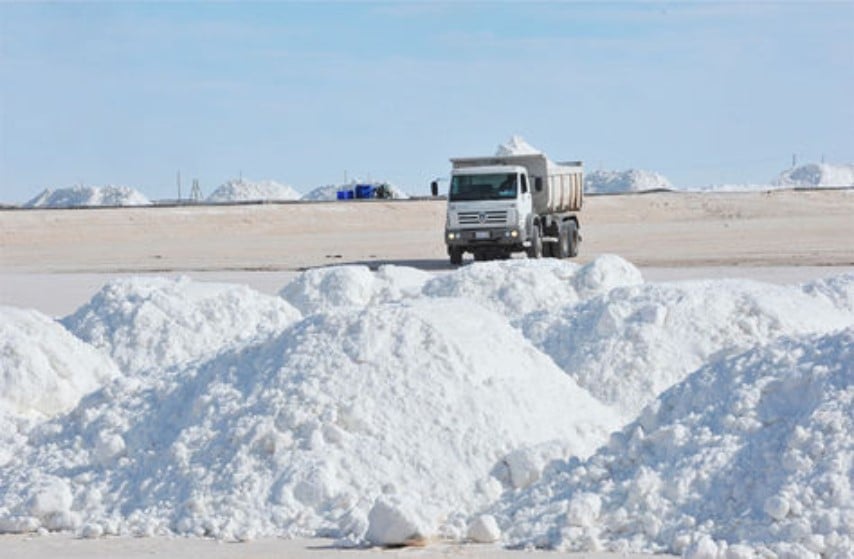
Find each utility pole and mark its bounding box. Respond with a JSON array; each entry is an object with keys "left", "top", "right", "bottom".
[
  {"left": 177, "top": 171, "right": 182, "bottom": 201},
  {"left": 792, "top": 153, "right": 798, "bottom": 168}
]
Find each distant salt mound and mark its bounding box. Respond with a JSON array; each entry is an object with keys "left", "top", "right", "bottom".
[
  {"left": 423, "top": 255, "right": 643, "bottom": 320},
  {"left": 585, "top": 169, "right": 672, "bottom": 194},
  {"left": 496, "top": 135, "right": 541, "bottom": 156},
  {"left": 62, "top": 277, "right": 301, "bottom": 374},
  {"left": 497, "top": 327, "right": 854, "bottom": 558},
  {"left": 773, "top": 162, "right": 854, "bottom": 188},
  {"left": 0, "top": 299, "right": 618, "bottom": 542},
  {"left": 0, "top": 306, "right": 119, "bottom": 421},
  {"left": 206, "top": 178, "right": 301, "bottom": 203},
  {"left": 279, "top": 265, "right": 431, "bottom": 315},
  {"left": 24, "top": 186, "right": 151, "bottom": 208},
  {"left": 301, "top": 185, "right": 339, "bottom": 201},
  {"left": 302, "top": 182, "right": 410, "bottom": 201},
  {"left": 520, "top": 276, "right": 854, "bottom": 420}
]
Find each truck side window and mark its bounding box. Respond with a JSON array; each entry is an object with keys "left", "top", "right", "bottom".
[{"left": 520, "top": 174, "right": 528, "bottom": 194}]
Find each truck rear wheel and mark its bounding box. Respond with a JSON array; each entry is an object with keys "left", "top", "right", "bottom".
[
  {"left": 558, "top": 225, "right": 570, "bottom": 258},
  {"left": 449, "top": 246, "right": 463, "bottom": 266},
  {"left": 566, "top": 221, "right": 579, "bottom": 258}
]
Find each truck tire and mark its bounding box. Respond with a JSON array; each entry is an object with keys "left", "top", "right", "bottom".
[
  {"left": 526, "top": 225, "right": 542, "bottom": 259},
  {"left": 557, "top": 226, "right": 570, "bottom": 259},
  {"left": 566, "top": 221, "right": 579, "bottom": 258},
  {"left": 449, "top": 246, "right": 463, "bottom": 266}
]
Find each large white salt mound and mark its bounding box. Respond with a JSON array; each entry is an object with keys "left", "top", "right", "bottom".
[
  {"left": 520, "top": 277, "right": 854, "bottom": 420},
  {"left": 422, "top": 255, "right": 643, "bottom": 321},
  {"left": 773, "top": 162, "right": 854, "bottom": 188},
  {"left": 206, "top": 178, "right": 302, "bottom": 203},
  {"left": 279, "top": 265, "right": 431, "bottom": 315},
  {"left": 0, "top": 299, "right": 619, "bottom": 542},
  {"left": 0, "top": 306, "right": 119, "bottom": 420},
  {"left": 62, "top": 277, "right": 301, "bottom": 374},
  {"left": 496, "top": 135, "right": 541, "bottom": 156},
  {"left": 585, "top": 169, "right": 672, "bottom": 194},
  {"left": 23, "top": 186, "right": 151, "bottom": 208},
  {"left": 496, "top": 327, "right": 854, "bottom": 558}
]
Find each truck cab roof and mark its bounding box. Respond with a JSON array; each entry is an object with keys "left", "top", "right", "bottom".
[{"left": 451, "top": 164, "right": 526, "bottom": 176}]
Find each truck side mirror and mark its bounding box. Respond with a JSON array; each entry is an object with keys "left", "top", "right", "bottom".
[
  {"left": 431, "top": 181, "right": 439, "bottom": 197},
  {"left": 535, "top": 177, "right": 543, "bottom": 192}
]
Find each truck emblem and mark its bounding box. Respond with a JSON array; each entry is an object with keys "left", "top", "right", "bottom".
[{"left": 478, "top": 212, "right": 487, "bottom": 224}]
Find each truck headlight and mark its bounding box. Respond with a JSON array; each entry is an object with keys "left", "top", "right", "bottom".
[{"left": 447, "top": 232, "right": 457, "bottom": 240}]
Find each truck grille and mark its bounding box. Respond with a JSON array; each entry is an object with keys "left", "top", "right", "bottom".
[{"left": 458, "top": 210, "right": 508, "bottom": 226}]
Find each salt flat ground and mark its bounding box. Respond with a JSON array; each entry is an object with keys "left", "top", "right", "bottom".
[
  {"left": 0, "top": 189, "right": 852, "bottom": 557},
  {"left": 2, "top": 189, "right": 853, "bottom": 316}
]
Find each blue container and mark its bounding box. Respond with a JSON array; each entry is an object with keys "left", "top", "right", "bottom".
[
  {"left": 337, "top": 189, "right": 354, "bottom": 200},
  {"left": 355, "top": 184, "right": 375, "bottom": 199}
]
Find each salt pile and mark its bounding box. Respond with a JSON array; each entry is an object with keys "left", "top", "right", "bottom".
[
  {"left": 774, "top": 163, "right": 854, "bottom": 188},
  {"left": 301, "top": 185, "right": 340, "bottom": 201},
  {"left": 0, "top": 298, "right": 617, "bottom": 542},
  {"left": 520, "top": 277, "right": 854, "bottom": 420},
  {"left": 62, "top": 277, "right": 302, "bottom": 373},
  {"left": 585, "top": 169, "right": 673, "bottom": 194},
  {"left": 496, "top": 327, "right": 854, "bottom": 558},
  {"left": 0, "top": 306, "right": 119, "bottom": 421},
  {"left": 206, "top": 178, "right": 302, "bottom": 203},
  {"left": 0, "top": 258, "right": 852, "bottom": 552},
  {"left": 496, "top": 135, "right": 541, "bottom": 156},
  {"left": 302, "top": 182, "right": 410, "bottom": 201},
  {"left": 23, "top": 185, "right": 151, "bottom": 208},
  {"left": 0, "top": 306, "right": 120, "bottom": 467}
]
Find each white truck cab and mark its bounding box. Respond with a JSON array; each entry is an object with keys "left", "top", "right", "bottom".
[{"left": 441, "top": 153, "right": 583, "bottom": 265}]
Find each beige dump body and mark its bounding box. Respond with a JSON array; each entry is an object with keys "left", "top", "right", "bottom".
[{"left": 450, "top": 153, "right": 583, "bottom": 214}]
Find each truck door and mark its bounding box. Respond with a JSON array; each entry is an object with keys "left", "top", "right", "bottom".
[{"left": 518, "top": 172, "right": 533, "bottom": 226}]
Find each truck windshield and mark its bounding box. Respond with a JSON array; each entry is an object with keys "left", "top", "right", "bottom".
[{"left": 449, "top": 173, "right": 517, "bottom": 201}]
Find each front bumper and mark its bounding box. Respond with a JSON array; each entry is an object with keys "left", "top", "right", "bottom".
[{"left": 445, "top": 227, "right": 525, "bottom": 248}]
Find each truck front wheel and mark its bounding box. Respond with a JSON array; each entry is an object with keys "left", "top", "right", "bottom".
[
  {"left": 449, "top": 246, "right": 463, "bottom": 265},
  {"left": 526, "top": 226, "right": 542, "bottom": 259}
]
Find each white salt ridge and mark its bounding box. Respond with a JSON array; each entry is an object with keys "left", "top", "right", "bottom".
[
  {"left": 279, "top": 265, "right": 431, "bottom": 315},
  {"left": 0, "top": 298, "right": 618, "bottom": 543},
  {"left": 422, "top": 255, "right": 643, "bottom": 321},
  {"left": 585, "top": 169, "right": 673, "bottom": 194},
  {"left": 774, "top": 162, "right": 854, "bottom": 188},
  {"left": 206, "top": 178, "right": 302, "bottom": 203},
  {"left": 520, "top": 276, "right": 854, "bottom": 420},
  {"left": 62, "top": 277, "right": 301, "bottom": 374},
  {"left": 23, "top": 185, "right": 151, "bottom": 208},
  {"left": 496, "top": 327, "right": 854, "bottom": 558}
]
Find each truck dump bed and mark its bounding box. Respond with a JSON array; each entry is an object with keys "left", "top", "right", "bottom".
[{"left": 451, "top": 153, "right": 583, "bottom": 213}]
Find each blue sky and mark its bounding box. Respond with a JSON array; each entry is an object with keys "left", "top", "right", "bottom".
[{"left": 1, "top": 1, "right": 852, "bottom": 202}]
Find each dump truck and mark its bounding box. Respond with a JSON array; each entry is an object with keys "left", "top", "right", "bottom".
[{"left": 438, "top": 153, "right": 583, "bottom": 265}]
